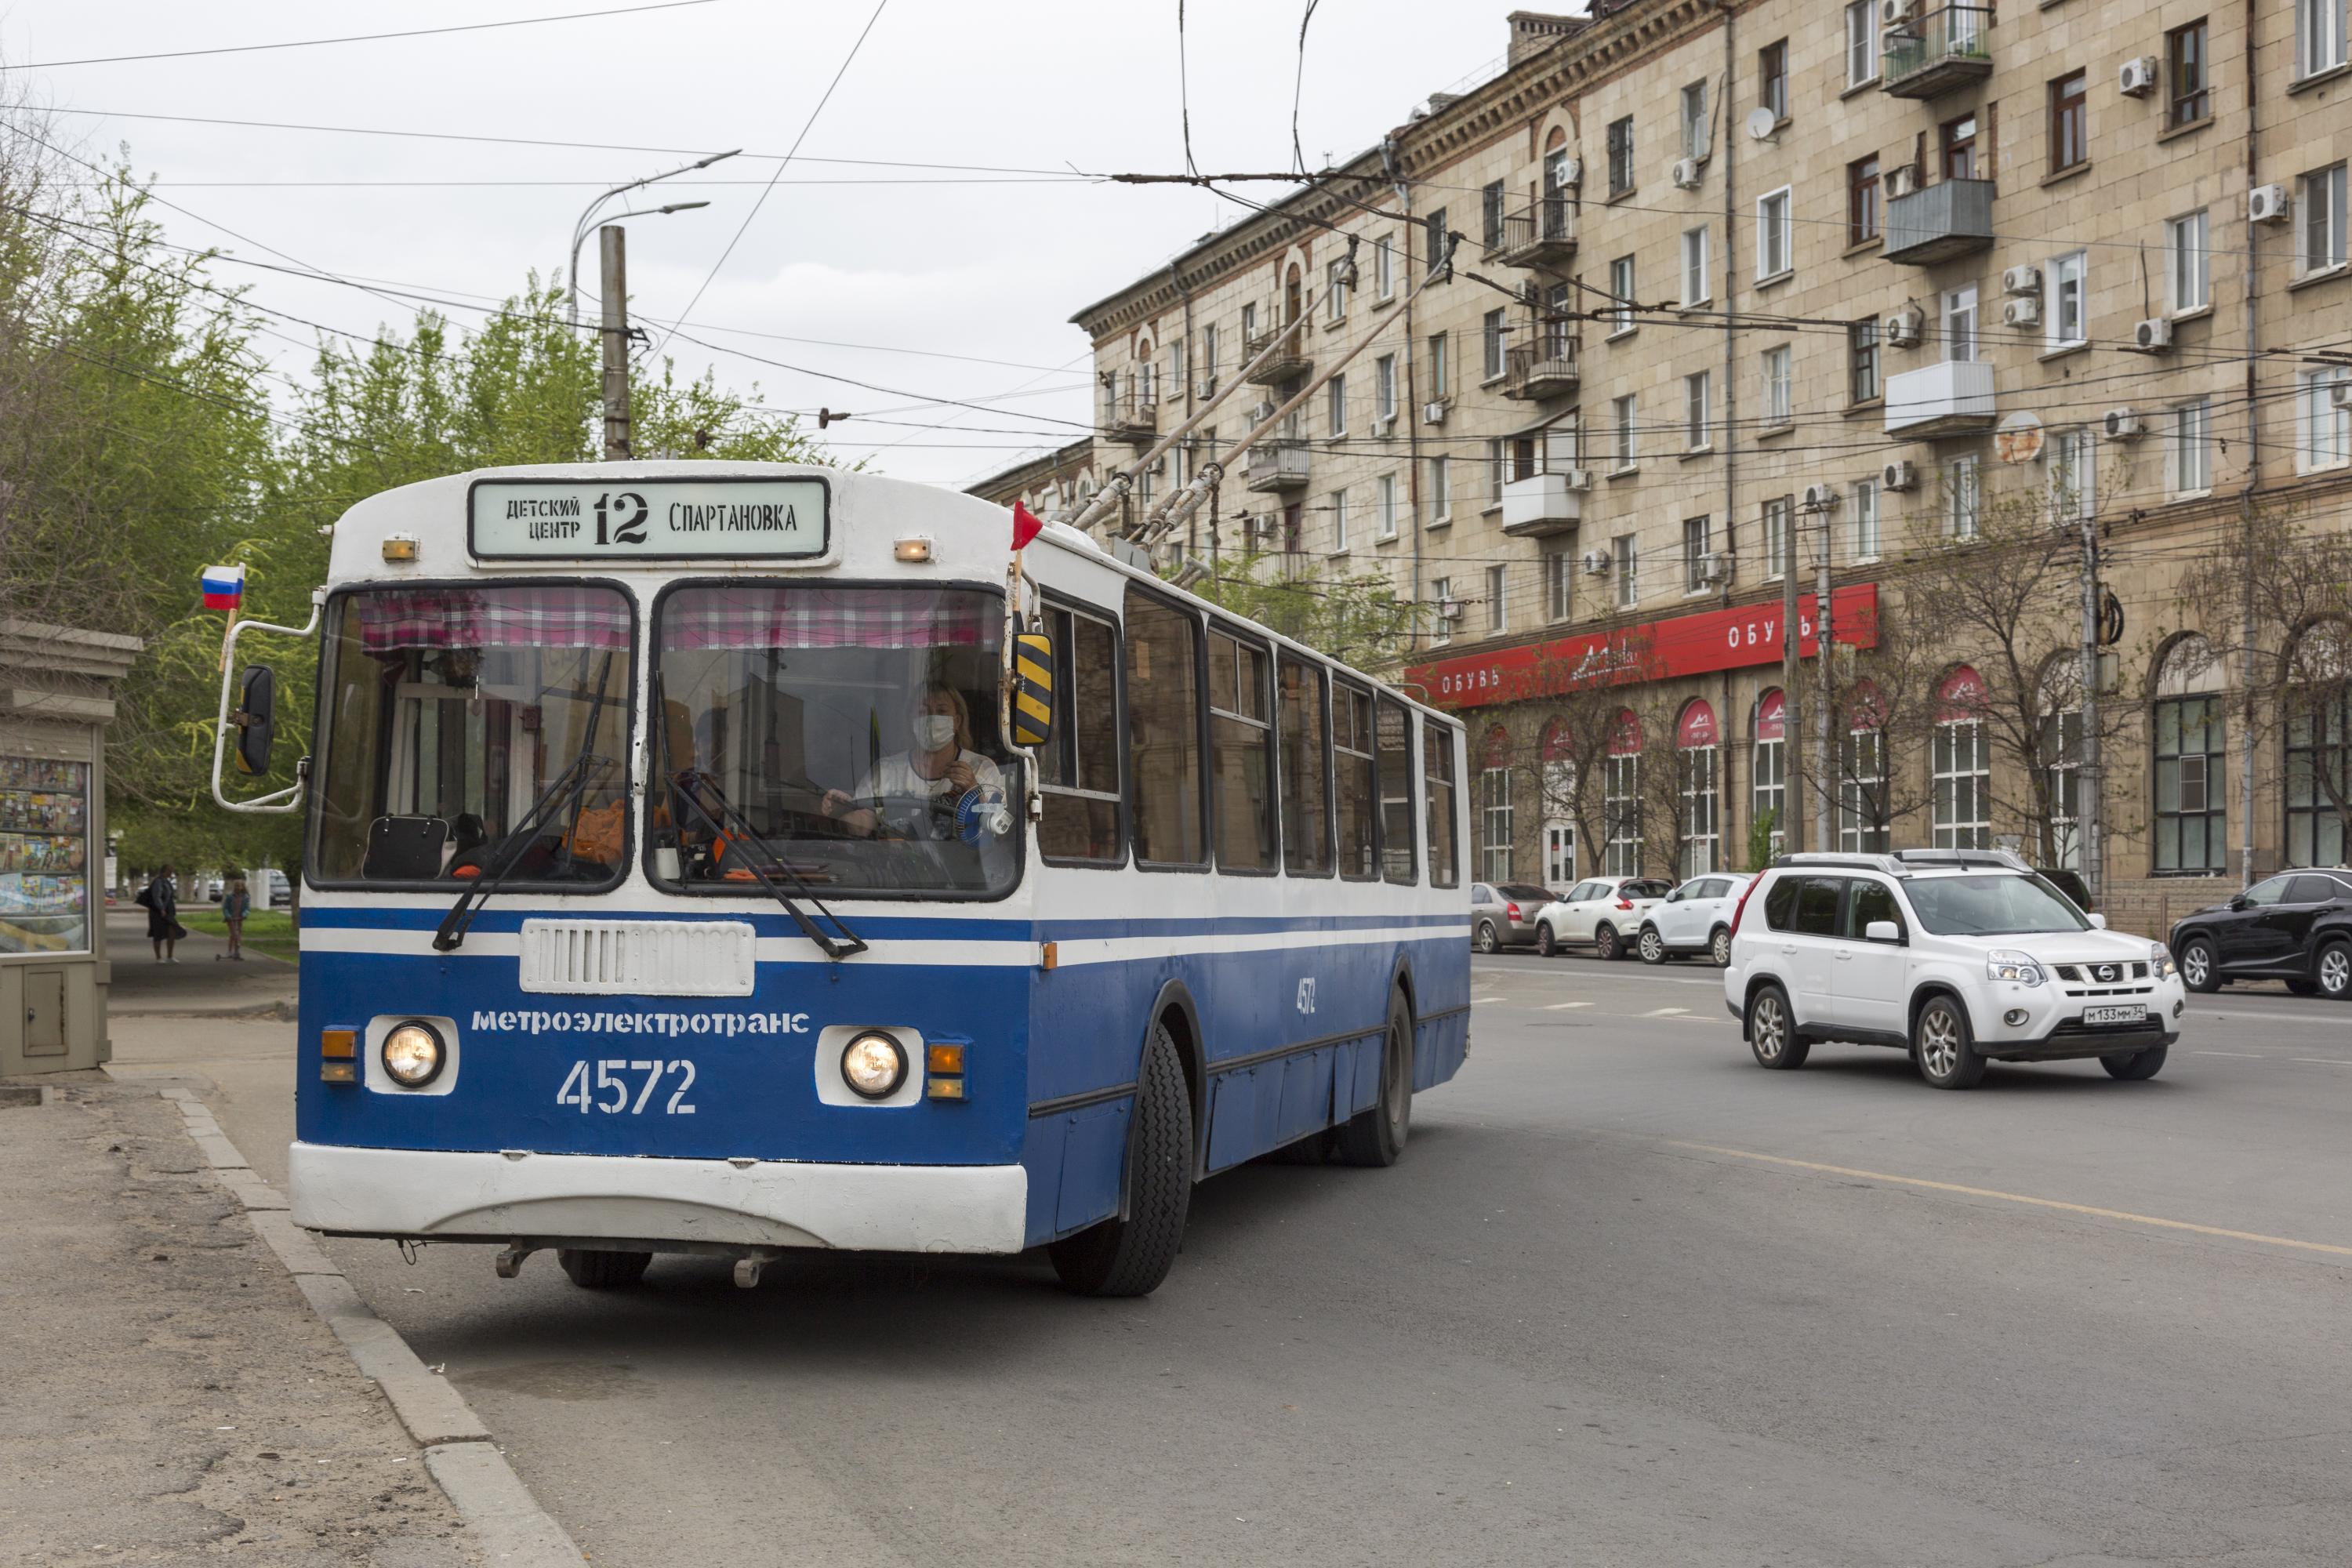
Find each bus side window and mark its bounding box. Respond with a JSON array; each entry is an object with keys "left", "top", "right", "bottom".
[
  {"left": 1423, "top": 717, "right": 1459, "bottom": 889},
  {"left": 1277, "top": 654, "right": 1332, "bottom": 875},
  {"left": 1207, "top": 627, "right": 1275, "bottom": 873},
  {"left": 1038, "top": 603, "right": 1123, "bottom": 863},
  {"left": 1334, "top": 683, "right": 1377, "bottom": 880},
  {"left": 1123, "top": 586, "right": 1207, "bottom": 867},
  {"left": 1377, "top": 696, "right": 1417, "bottom": 886}
]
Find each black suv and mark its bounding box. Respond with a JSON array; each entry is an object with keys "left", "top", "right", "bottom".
[{"left": 2168, "top": 869, "right": 2352, "bottom": 999}]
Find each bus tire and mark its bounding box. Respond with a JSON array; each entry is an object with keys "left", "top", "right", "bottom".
[
  {"left": 1334, "top": 992, "right": 1414, "bottom": 1168},
  {"left": 557, "top": 1248, "right": 651, "bottom": 1290},
  {"left": 1049, "top": 1024, "right": 1193, "bottom": 1298}
]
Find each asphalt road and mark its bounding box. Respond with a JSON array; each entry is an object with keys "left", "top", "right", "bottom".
[{"left": 125, "top": 950, "right": 2352, "bottom": 1567}]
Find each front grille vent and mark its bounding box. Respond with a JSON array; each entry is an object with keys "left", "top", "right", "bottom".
[{"left": 518, "top": 920, "right": 757, "bottom": 996}]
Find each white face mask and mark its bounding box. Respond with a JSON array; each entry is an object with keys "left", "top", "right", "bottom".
[{"left": 910, "top": 713, "right": 956, "bottom": 750}]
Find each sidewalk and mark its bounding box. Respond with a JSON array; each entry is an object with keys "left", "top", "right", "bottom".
[
  {"left": 107, "top": 909, "right": 297, "bottom": 1019},
  {"left": 0, "top": 1081, "right": 476, "bottom": 1567}
]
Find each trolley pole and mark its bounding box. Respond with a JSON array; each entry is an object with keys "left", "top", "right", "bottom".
[{"left": 599, "top": 224, "right": 631, "bottom": 461}]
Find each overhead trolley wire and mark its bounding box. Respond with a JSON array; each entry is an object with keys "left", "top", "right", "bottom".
[{"left": 3, "top": 1, "right": 722, "bottom": 71}]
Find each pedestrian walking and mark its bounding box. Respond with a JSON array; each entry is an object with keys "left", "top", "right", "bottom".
[
  {"left": 137, "top": 865, "right": 183, "bottom": 962},
  {"left": 220, "top": 876, "right": 250, "bottom": 961}
]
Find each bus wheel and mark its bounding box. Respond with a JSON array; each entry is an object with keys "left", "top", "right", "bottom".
[
  {"left": 557, "top": 1248, "right": 652, "bottom": 1289},
  {"left": 1335, "top": 993, "right": 1414, "bottom": 1168},
  {"left": 1050, "top": 1023, "right": 1193, "bottom": 1298}
]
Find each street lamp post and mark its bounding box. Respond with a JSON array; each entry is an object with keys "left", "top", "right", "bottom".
[{"left": 565, "top": 148, "right": 741, "bottom": 326}]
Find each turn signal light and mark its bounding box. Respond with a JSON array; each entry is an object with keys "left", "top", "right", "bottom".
[
  {"left": 927, "top": 1043, "right": 965, "bottom": 1075},
  {"left": 320, "top": 1061, "right": 358, "bottom": 1084}
]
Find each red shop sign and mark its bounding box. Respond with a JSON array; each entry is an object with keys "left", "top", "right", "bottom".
[
  {"left": 1677, "top": 701, "right": 1719, "bottom": 749},
  {"left": 1755, "top": 688, "right": 1786, "bottom": 742},
  {"left": 1407, "top": 583, "right": 1881, "bottom": 712}
]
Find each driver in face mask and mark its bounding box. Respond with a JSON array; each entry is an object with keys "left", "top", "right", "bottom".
[{"left": 822, "top": 683, "right": 1004, "bottom": 838}]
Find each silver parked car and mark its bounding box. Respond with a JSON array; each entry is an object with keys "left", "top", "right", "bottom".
[{"left": 1472, "top": 881, "right": 1564, "bottom": 953}]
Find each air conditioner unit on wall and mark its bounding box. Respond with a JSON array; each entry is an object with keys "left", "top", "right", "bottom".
[
  {"left": 1580, "top": 549, "right": 1613, "bottom": 576},
  {"left": 2002, "top": 297, "right": 2042, "bottom": 329},
  {"left": 1880, "top": 0, "right": 1915, "bottom": 27},
  {"left": 2133, "top": 318, "right": 2175, "bottom": 352},
  {"left": 1423, "top": 400, "right": 1449, "bottom": 426},
  {"left": 2118, "top": 56, "right": 2158, "bottom": 97},
  {"left": 2002, "top": 264, "right": 2042, "bottom": 296},
  {"left": 1801, "top": 482, "right": 1840, "bottom": 511},
  {"left": 1671, "top": 158, "right": 1704, "bottom": 191},
  {"left": 2332, "top": 379, "right": 2352, "bottom": 411},
  {"left": 1882, "top": 459, "right": 1919, "bottom": 492},
  {"left": 1698, "top": 552, "right": 1732, "bottom": 585},
  {"left": 2103, "top": 408, "right": 2146, "bottom": 439},
  {"left": 2249, "top": 184, "right": 2292, "bottom": 224},
  {"left": 1561, "top": 468, "right": 1595, "bottom": 491},
  {"left": 1885, "top": 165, "right": 1920, "bottom": 199},
  {"left": 1436, "top": 597, "right": 1465, "bottom": 622},
  {"left": 1884, "top": 308, "right": 1925, "bottom": 347},
  {"left": 1250, "top": 401, "right": 1277, "bottom": 424}
]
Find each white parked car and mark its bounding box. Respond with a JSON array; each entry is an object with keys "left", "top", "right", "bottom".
[
  {"left": 1534, "top": 875, "right": 1675, "bottom": 961},
  {"left": 1724, "top": 849, "right": 2187, "bottom": 1091},
  {"left": 1638, "top": 873, "right": 1755, "bottom": 967}
]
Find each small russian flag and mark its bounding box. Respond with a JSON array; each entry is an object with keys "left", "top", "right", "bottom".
[{"left": 200, "top": 564, "right": 246, "bottom": 612}]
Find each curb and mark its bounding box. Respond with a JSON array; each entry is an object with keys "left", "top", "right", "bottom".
[{"left": 154, "top": 1084, "right": 584, "bottom": 1566}]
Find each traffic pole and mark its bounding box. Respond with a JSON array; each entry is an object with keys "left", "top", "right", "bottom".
[{"left": 600, "top": 224, "right": 630, "bottom": 461}]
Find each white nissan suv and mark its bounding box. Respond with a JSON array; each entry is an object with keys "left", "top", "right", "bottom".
[{"left": 1722, "top": 849, "right": 2186, "bottom": 1090}]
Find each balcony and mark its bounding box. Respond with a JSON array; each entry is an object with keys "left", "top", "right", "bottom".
[
  {"left": 1500, "top": 472, "right": 1584, "bottom": 537},
  {"left": 1882, "top": 177, "right": 1995, "bottom": 265},
  {"left": 1243, "top": 438, "right": 1311, "bottom": 493},
  {"left": 1883, "top": 358, "right": 1996, "bottom": 438},
  {"left": 1882, "top": 5, "right": 1993, "bottom": 100},
  {"left": 1242, "top": 319, "right": 1311, "bottom": 386},
  {"left": 1488, "top": 196, "right": 1578, "bottom": 269},
  {"left": 1503, "top": 340, "right": 1580, "bottom": 401},
  {"left": 1102, "top": 391, "right": 1157, "bottom": 445}
]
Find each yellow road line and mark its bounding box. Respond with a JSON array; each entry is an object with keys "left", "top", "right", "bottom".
[{"left": 1665, "top": 1140, "right": 2352, "bottom": 1260}]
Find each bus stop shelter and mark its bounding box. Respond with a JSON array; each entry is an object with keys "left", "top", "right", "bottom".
[{"left": 0, "top": 619, "right": 141, "bottom": 1076}]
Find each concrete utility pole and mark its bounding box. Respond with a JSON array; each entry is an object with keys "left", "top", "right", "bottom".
[
  {"left": 599, "top": 224, "right": 630, "bottom": 462},
  {"left": 1814, "top": 507, "right": 1835, "bottom": 853},
  {"left": 2078, "top": 515, "right": 2103, "bottom": 902},
  {"left": 1780, "top": 520, "right": 1803, "bottom": 855}
]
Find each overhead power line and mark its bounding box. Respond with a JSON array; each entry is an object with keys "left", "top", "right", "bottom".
[{"left": 3, "top": 1, "right": 720, "bottom": 70}]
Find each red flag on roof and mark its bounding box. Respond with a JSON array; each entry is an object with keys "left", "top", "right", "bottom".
[{"left": 1011, "top": 500, "right": 1044, "bottom": 552}]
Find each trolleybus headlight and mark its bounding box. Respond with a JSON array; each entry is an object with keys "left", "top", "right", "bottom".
[
  {"left": 381, "top": 1021, "right": 446, "bottom": 1087},
  {"left": 841, "top": 1032, "right": 909, "bottom": 1100}
]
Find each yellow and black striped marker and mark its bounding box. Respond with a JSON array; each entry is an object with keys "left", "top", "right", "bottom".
[{"left": 1011, "top": 633, "right": 1054, "bottom": 749}]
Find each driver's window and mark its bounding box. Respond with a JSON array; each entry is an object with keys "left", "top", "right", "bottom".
[
  {"left": 1846, "top": 879, "right": 1904, "bottom": 938},
  {"left": 2242, "top": 876, "right": 2292, "bottom": 906}
]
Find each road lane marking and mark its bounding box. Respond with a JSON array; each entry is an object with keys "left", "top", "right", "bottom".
[
  {"left": 2194, "top": 1051, "right": 2267, "bottom": 1058},
  {"left": 2291, "top": 1057, "right": 2352, "bottom": 1065},
  {"left": 1643, "top": 1007, "right": 1690, "bottom": 1017},
  {"left": 1665, "top": 1141, "right": 2352, "bottom": 1261},
  {"left": 1542, "top": 1002, "right": 1591, "bottom": 1011},
  {"left": 1472, "top": 995, "right": 1508, "bottom": 1004}
]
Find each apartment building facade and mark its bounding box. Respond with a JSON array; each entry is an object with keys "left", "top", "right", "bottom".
[{"left": 1023, "top": 0, "right": 2352, "bottom": 932}]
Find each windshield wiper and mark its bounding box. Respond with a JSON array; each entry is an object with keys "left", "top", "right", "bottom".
[
  {"left": 666, "top": 770, "right": 868, "bottom": 960},
  {"left": 434, "top": 650, "right": 618, "bottom": 953}
]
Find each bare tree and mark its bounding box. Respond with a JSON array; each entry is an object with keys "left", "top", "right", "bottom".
[{"left": 1497, "top": 629, "right": 1664, "bottom": 882}]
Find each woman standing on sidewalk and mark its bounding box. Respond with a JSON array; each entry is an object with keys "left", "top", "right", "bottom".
[
  {"left": 140, "top": 864, "right": 181, "bottom": 963},
  {"left": 220, "top": 876, "right": 250, "bottom": 961}
]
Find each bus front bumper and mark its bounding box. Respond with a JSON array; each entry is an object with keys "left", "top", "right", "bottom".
[{"left": 289, "top": 1142, "right": 1029, "bottom": 1255}]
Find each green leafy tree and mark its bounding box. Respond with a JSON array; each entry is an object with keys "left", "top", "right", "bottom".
[{"left": 1191, "top": 548, "right": 1423, "bottom": 675}]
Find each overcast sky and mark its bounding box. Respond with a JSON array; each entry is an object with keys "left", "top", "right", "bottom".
[{"left": 4, "top": 0, "right": 1534, "bottom": 486}]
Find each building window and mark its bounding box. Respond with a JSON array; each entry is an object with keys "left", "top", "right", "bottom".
[
  {"left": 1375, "top": 354, "right": 1397, "bottom": 423},
  {"left": 1944, "top": 283, "right": 1978, "bottom": 362},
  {"left": 1841, "top": 727, "right": 1891, "bottom": 853},
  {"left": 2300, "top": 163, "right": 2349, "bottom": 275},
  {"left": 2050, "top": 426, "right": 2097, "bottom": 521},
  {"left": 1374, "top": 235, "right": 1396, "bottom": 299},
  {"left": 1945, "top": 454, "right": 1980, "bottom": 539},
  {"left": 1199, "top": 323, "right": 1218, "bottom": 388},
  {"left": 1606, "top": 115, "right": 1635, "bottom": 196},
  {"left": 1933, "top": 720, "right": 1991, "bottom": 850},
  {"left": 1482, "top": 180, "right": 1507, "bottom": 248},
  {"left": 1430, "top": 575, "right": 1453, "bottom": 646},
  {"left": 1475, "top": 563, "right": 1504, "bottom": 634},
  {"left": 1428, "top": 454, "right": 1451, "bottom": 520},
  {"left": 1330, "top": 488, "right": 1350, "bottom": 553},
  {"left": 2168, "top": 20, "right": 2209, "bottom": 126},
  {"left": 1762, "top": 495, "right": 1791, "bottom": 579},
  {"left": 1848, "top": 155, "right": 1882, "bottom": 245},
  {"left": 1849, "top": 477, "right": 1880, "bottom": 560},
  {"left": 1613, "top": 394, "right": 1637, "bottom": 468},
  {"left": 2155, "top": 691, "right": 2227, "bottom": 873},
  {"left": 1427, "top": 332, "right": 1447, "bottom": 399},
  {"left": 2042, "top": 706, "right": 2084, "bottom": 869},
  {"left": 1942, "top": 112, "right": 1978, "bottom": 180},
  {"left": 1679, "top": 739, "right": 1719, "bottom": 877},
  {"left": 1544, "top": 540, "right": 1574, "bottom": 622},
  {"left": 1608, "top": 254, "right": 1636, "bottom": 335},
  {"left": 2288, "top": 691, "right": 2352, "bottom": 866},
  {"left": 1681, "top": 225, "right": 1711, "bottom": 306},
  {"left": 1755, "top": 187, "right": 1793, "bottom": 279},
  {"left": 1849, "top": 318, "right": 1881, "bottom": 404},
  {"left": 1488, "top": 438, "right": 1505, "bottom": 503},
  {"left": 2045, "top": 250, "right": 2088, "bottom": 350},
  {"left": 1762, "top": 344, "right": 1791, "bottom": 426},
  {"left": 1684, "top": 369, "right": 1711, "bottom": 450},
  {"left": 2167, "top": 211, "right": 2210, "bottom": 312},
  {"left": 1425, "top": 207, "right": 1450, "bottom": 277},
  {"left": 1326, "top": 258, "right": 1350, "bottom": 321},
  {"left": 1759, "top": 39, "right": 1788, "bottom": 122},
  {"left": 1845, "top": 1, "right": 1878, "bottom": 88},
  {"left": 1483, "top": 309, "right": 1507, "bottom": 380},
  {"left": 1614, "top": 533, "right": 1638, "bottom": 609},
  {"left": 1240, "top": 301, "right": 1257, "bottom": 343},
  {"left": 2299, "top": 368, "right": 2352, "bottom": 472},
  {"left": 1682, "top": 516, "right": 1711, "bottom": 593},
  {"left": 1377, "top": 473, "right": 1399, "bottom": 541},
  {"left": 1480, "top": 768, "right": 1514, "bottom": 883},
  {"left": 2049, "top": 71, "right": 2089, "bottom": 175},
  {"left": 1754, "top": 731, "right": 1785, "bottom": 856},
  {"left": 2170, "top": 398, "right": 2213, "bottom": 495},
  {"left": 1680, "top": 80, "right": 1710, "bottom": 162},
  {"left": 1603, "top": 749, "right": 1642, "bottom": 876},
  {"left": 1327, "top": 373, "right": 1347, "bottom": 436},
  {"left": 2297, "top": 0, "right": 2349, "bottom": 79}
]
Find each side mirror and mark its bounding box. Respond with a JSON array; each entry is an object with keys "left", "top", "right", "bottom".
[
  {"left": 2227, "top": 894, "right": 2247, "bottom": 911},
  {"left": 1009, "top": 633, "right": 1054, "bottom": 749},
  {"left": 233, "top": 666, "right": 278, "bottom": 777},
  {"left": 2086, "top": 912, "right": 2107, "bottom": 928},
  {"left": 1864, "top": 920, "right": 1904, "bottom": 944}
]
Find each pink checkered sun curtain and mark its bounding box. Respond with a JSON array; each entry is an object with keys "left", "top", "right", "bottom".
[
  {"left": 354, "top": 586, "right": 632, "bottom": 652},
  {"left": 659, "top": 586, "right": 995, "bottom": 652}
]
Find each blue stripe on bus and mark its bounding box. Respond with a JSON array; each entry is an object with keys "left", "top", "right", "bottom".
[{"left": 293, "top": 908, "right": 1466, "bottom": 940}]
